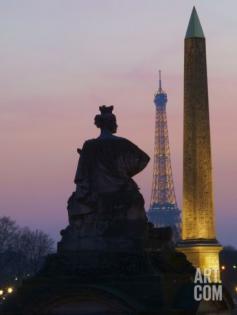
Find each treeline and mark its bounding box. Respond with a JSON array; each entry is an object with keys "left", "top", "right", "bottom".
[{"left": 0, "top": 216, "right": 54, "bottom": 285}]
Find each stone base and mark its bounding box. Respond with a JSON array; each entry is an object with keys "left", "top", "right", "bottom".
[
  {"left": 176, "top": 239, "right": 222, "bottom": 282},
  {"left": 1, "top": 274, "right": 198, "bottom": 315},
  {"left": 0, "top": 249, "right": 198, "bottom": 315},
  {"left": 40, "top": 248, "right": 195, "bottom": 280}
]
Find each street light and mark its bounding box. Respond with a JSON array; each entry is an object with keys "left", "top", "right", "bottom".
[{"left": 7, "top": 287, "right": 13, "bottom": 294}]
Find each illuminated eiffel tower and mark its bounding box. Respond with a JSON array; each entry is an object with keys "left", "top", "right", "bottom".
[{"left": 147, "top": 71, "right": 181, "bottom": 241}]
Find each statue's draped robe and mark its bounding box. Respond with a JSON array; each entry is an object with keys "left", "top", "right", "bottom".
[{"left": 70, "top": 137, "right": 150, "bottom": 216}]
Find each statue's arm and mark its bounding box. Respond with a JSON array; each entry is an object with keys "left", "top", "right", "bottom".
[
  {"left": 118, "top": 139, "right": 150, "bottom": 177},
  {"left": 130, "top": 143, "right": 150, "bottom": 176}
]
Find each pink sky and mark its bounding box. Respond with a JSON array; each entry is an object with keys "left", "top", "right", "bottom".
[{"left": 0, "top": 1, "right": 236, "bottom": 246}]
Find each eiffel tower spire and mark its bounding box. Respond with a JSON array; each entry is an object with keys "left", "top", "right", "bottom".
[{"left": 147, "top": 71, "right": 180, "bottom": 241}]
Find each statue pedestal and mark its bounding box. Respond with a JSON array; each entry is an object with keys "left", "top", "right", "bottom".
[{"left": 1, "top": 248, "right": 199, "bottom": 315}]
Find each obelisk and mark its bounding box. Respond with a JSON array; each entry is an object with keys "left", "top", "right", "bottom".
[{"left": 177, "top": 7, "right": 222, "bottom": 281}]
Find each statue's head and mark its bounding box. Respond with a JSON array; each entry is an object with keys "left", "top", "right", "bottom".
[{"left": 94, "top": 105, "right": 117, "bottom": 134}]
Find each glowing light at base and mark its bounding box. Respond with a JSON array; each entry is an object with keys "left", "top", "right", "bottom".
[{"left": 7, "top": 287, "right": 13, "bottom": 294}]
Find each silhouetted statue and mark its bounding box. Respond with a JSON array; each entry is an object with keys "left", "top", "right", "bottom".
[
  {"left": 60, "top": 106, "right": 150, "bottom": 251},
  {"left": 3, "top": 106, "right": 196, "bottom": 315}
]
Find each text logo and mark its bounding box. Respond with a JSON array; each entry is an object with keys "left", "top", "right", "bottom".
[{"left": 194, "top": 268, "right": 222, "bottom": 301}]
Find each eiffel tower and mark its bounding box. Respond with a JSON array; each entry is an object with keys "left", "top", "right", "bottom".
[{"left": 147, "top": 71, "right": 181, "bottom": 241}]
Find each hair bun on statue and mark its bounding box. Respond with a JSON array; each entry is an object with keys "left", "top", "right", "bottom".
[
  {"left": 94, "top": 105, "right": 116, "bottom": 130},
  {"left": 99, "top": 105, "right": 114, "bottom": 115}
]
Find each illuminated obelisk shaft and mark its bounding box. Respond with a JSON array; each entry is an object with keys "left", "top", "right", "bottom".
[
  {"left": 183, "top": 9, "right": 214, "bottom": 240},
  {"left": 178, "top": 7, "right": 222, "bottom": 281}
]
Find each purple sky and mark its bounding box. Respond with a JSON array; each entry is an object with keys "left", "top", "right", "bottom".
[{"left": 0, "top": 1, "right": 236, "bottom": 247}]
